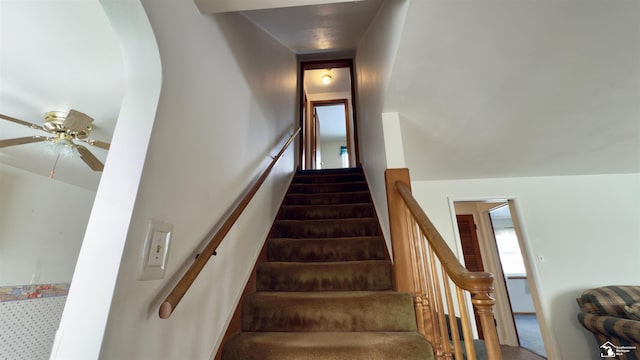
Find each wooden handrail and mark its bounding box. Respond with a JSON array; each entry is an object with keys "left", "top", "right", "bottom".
[
  {"left": 385, "top": 168, "right": 502, "bottom": 360},
  {"left": 159, "top": 128, "right": 300, "bottom": 319},
  {"left": 395, "top": 182, "right": 494, "bottom": 293}
]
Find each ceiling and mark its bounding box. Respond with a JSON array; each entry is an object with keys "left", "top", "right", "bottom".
[
  {"left": 0, "top": 1, "right": 124, "bottom": 190},
  {"left": 195, "top": 0, "right": 368, "bottom": 13},
  {"left": 242, "top": 0, "right": 382, "bottom": 54},
  {"left": 3, "top": 0, "right": 636, "bottom": 190}
]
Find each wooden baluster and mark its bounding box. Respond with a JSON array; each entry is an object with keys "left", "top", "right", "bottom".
[
  {"left": 425, "top": 244, "right": 449, "bottom": 360},
  {"left": 472, "top": 292, "right": 503, "bottom": 360},
  {"left": 413, "top": 221, "right": 437, "bottom": 348},
  {"left": 442, "top": 268, "right": 461, "bottom": 360},
  {"left": 405, "top": 208, "right": 427, "bottom": 339},
  {"left": 456, "top": 287, "right": 477, "bottom": 360}
]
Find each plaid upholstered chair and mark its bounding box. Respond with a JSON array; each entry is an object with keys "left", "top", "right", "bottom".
[{"left": 577, "top": 285, "right": 640, "bottom": 360}]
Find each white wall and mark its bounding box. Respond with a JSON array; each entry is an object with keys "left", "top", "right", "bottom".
[
  {"left": 0, "top": 163, "right": 94, "bottom": 286},
  {"left": 411, "top": 173, "right": 640, "bottom": 360},
  {"left": 98, "top": 3, "right": 297, "bottom": 360},
  {"left": 320, "top": 139, "right": 346, "bottom": 169},
  {"left": 355, "top": 0, "right": 409, "bottom": 250},
  {"left": 506, "top": 277, "right": 535, "bottom": 313}
]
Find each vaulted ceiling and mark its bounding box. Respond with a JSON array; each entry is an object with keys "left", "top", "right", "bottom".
[{"left": 2, "top": 0, "right": 637, "bottom": 190}]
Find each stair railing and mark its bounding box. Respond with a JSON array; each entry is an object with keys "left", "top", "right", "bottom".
[
  {"left": 385, "top": 168, "right": 502, "bottom": 360},
  {"left": 159, "top": 128, "right": 301, "bottom": 319}
]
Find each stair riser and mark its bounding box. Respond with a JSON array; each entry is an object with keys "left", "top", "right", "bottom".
[
  {"left": 242, "top": 292, "right": 417, "bottom": 332},
  {"left": 278, "top": 204, "right": 375, "bottom": 220},
  {"left": 256, "top": 261, "right": 392, "bottom": 291},
  {"left": 293, "top": 173, "right": 365, "bottom": 184},
  {"left": 283, "top": 192, "right": 371, "bottom": 205},
  {"left": 267, "top": 237, "right": 386, "bottom": 262},
  {"left": 222, "top": 332, "right": 434, "bottom": 360},
  {"left": 288, "top": 182, "right": 368, "bottom": 194},
  {"left": 272, "top": 219, "right": 380, "bottom": 238}
]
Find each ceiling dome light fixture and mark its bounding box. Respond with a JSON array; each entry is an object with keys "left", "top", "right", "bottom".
[{"left": 321, "top": 74, "right": 332, "bottom": 85}]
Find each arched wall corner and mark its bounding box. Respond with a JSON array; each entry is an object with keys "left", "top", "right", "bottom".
[{"left": 50, "top": 1, "right": 162, "bottom": 359}]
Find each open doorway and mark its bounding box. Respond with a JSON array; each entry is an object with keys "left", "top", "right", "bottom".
[
  {"left": 300, "top": 59, "right": 359, "bottom": 169},
  {"left": 453, "top": 200, "right": 547, "bottom": 358},
  {"left": 311, "top": 99, "right": 351, "bottom": 169},
  {"left": 488, "top": 204, "right": 546, "bottom": 357}
]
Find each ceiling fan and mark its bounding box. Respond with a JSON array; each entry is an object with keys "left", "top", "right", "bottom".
[{"left": 0, "top": 109, "right": 110, "bottom": 172}]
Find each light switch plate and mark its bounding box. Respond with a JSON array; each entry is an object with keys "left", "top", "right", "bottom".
[{"left": 138, "top": 219, "right": 173, "bottom": 280}]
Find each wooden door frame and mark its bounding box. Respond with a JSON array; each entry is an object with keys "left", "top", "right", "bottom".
[
  {"left": 450, "top": 198, "right": 556, "bottom": 357},
  {"left": 299, "top": 59, "right": 360, "bottom": 169},
  {"left": 311, "top": 99, "right": 352, "bottom": 169},
  {"left": 453, "top": 201, "right": 519, "bottom": 346}
]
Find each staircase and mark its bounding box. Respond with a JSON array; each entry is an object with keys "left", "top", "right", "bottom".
[{"left": 222, "top": 167, "right": 433, "bottom": 359}]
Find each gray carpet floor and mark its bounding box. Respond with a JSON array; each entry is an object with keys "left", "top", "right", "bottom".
[
  {"left": 514, "top": 314, "right": 546, "bottom": 358},
  {"left": 501, "top": 345, "right": 547, "bottom": 360}
]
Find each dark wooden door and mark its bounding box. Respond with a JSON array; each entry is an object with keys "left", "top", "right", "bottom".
[
  {"left": 456, "top": 214, "right": 485, "bottom": 339},
  {"left": 457, "top": 215, "right": 484, "bottom": 272}
]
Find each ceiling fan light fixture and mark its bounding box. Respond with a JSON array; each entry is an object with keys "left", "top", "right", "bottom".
[
  {"left": 0, "top": 109, "right": 109, "bottom": 172},
  {"left": 43, "top": 134, "right": 76, "bottom": 158},
  {"left": 321, "top": 74, "right": 332, "bottom": 85},
  {"left": 43, "top": 142, "right": 75, "bottom": 159}
]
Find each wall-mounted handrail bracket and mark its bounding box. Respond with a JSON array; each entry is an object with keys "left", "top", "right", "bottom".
[{"left": 194, "top": 250, "right": 217, "bottom": 259}]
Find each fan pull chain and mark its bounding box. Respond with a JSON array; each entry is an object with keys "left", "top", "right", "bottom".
[{"left": 49, "top": 152, "right": 61, "bottom": 179}]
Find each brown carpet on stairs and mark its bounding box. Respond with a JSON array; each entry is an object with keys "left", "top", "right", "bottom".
[{"left": 222, "top": 168, "right": 434, "bottom": 360}]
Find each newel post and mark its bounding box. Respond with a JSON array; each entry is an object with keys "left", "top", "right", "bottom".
[
  {"left": 385, "top": 168, "right": 434, "bottom": 344},
  {"left": 385, "top": 168, "right": 414, "bottom": 292}
]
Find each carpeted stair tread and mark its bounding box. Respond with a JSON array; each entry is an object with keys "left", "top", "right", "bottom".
[
  {"left": 288, "top": 181, "right": 369, "bottom": 194},
  {"left": 283, "top": 191, "right": 371, "bottom": 205},
  {"left": 273, "top": 217, "right": 380, "bottom": 238},
  {"left": 278, "top": 203, "right": 375, "bottom": 220},
  {"left": 242, "top": 291, "right": 417, "bottom": 332},
  {"left": 221, "top": 168, "right": 433, "bottom": 359},
  {"left": 267, "top": 236, "right": 386, "bottom": 262},
  {"left": 222, "top": 332, "right": 434, "bottom": 360},
  {"left": 257, "top": 260, "right": 392, "bottom": 291},
  {"left": 294, "top": 167, "right": 364, "bottom": 178}
]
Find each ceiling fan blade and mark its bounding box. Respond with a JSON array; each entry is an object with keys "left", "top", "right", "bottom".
[
  {"left": 0, "top": 136, "right": 47, "bottom": 148},
  {"left": 79, "top": 138, "right": 110, "bottom": 150},
  {"left": 76, "top": 145, "right": 104, "bottom": 171},
  {"left": 0, "top": 113, "right": 44, "bottom": 131},
  {"left": 64, "top": 109, "right": 94, "bottom": 132}
]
